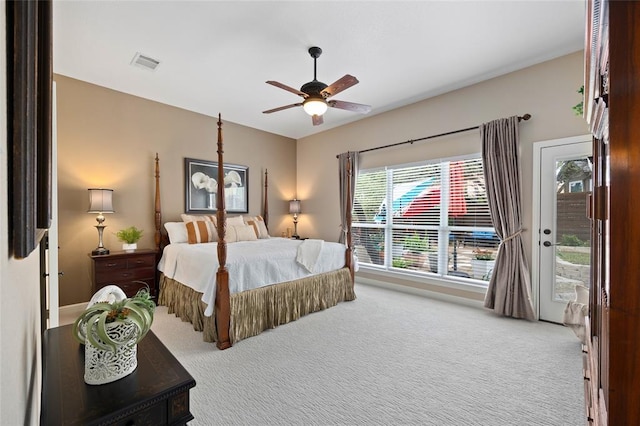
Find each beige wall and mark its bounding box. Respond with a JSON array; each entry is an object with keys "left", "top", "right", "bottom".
[
  {"left": 56, "top": 52, "right": 588, "bottom": 306},
  {"left": 0, "top": 3, "right": 42, "bottom": 423},
  {"left": 297, "top": 51, "right": 589, "bottom": 294},
  {"left": 55, "top": 75, "right": 296, "bottom": 306}
]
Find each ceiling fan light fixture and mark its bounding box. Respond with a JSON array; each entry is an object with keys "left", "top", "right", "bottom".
[{"left": 302, "top": 97, "right": 328, "bottom": 116}]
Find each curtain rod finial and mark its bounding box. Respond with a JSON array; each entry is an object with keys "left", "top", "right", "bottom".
[{"left": 520, "top": 113, "right": 531, "bottom": 121}]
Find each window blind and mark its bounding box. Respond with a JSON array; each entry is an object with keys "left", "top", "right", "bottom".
[{"left": 353, "top": 155, "right": 497, "bottom": 282}]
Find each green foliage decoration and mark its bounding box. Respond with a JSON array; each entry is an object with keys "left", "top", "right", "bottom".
[
  {"left": 560, "top": 234, "right": 587, "bottom": 247},
  {"left": 404, "top": 234, "right": 429, "bottom": 253},
  {"left": 392, "top": 257, "right": 409, "bottom": 268},
  {"left": 116, "top": 226, "right": 143, "bottom": 244},
  {"left": 572, "top": 85, "right": 584, "bottom": 116},
  {"left": 73, "top": 287, "right": 155, "bottom": 352},
  {"left": 473, "top": 248, "right": 495, "bottom": 260}
]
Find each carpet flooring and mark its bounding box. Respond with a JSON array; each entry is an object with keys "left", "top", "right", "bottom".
[{"left": 150, "top": 283, "right": 583, "bottom": 425}]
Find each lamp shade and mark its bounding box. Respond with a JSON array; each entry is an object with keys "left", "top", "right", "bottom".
[
  {"left": 88, "top": 189, "right": 115, "bottom": 213},
  {"left": 289, "top": 199, "right": 301, "bottom": 215},
  {"left": 302, "top": 97, "right": 328, "bottom": 116}
]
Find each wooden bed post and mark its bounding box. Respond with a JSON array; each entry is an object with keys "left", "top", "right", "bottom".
[
  {"left": 153, "top": 153, "right": 163, "bottom": 300},
  {"left": 215, "top": 114, "right": 232, "bottom": 350},
  {"left": 154, "top": 153, "right": 162, "bottom": 254},
  {"left": 263, "top": 169, "right": 269, "bottom": 229},
  {"left": 345, "top": 153, "right": 354, "bottom": 284}
]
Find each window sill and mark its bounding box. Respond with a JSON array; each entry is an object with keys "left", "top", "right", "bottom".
[{"left": 356, "top": 265, "right": 487, "bottom": 308}]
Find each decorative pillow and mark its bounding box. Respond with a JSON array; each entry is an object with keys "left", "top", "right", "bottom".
[
  {"left": 185, "top": 221, "right": 218, "bottom": 244},
  {"left": 181, "top": 213, "right": 216, "bottom": 225},
  {"left": 246, "top": 216, "right": 270, "bottom": 239},
  {"left": 256, "top": 221, "right": 270, "bottom": 238},
  {"left": 233, "top": 224, "right": 258, "bottom": 242},
  {"left": 227, "top": 215, "right": 244, "bottom": 227},
  {"left": 164, "top": 222, "right": 188, "bottom": 244},
  {"left": 224, "top": 225, "right": 236, "bottom": 243}
]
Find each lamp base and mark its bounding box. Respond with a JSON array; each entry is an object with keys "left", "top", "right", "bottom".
[
  {"left": 92, "top": 224, "right": 109, "bottom": 256},
  {"left": 92, "top": 247, "right": 110, "bottom": 256}
]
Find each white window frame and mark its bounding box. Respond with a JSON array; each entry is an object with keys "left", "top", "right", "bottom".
[{"left": 353, "top": 153, "right": 496, "bottom": 288}]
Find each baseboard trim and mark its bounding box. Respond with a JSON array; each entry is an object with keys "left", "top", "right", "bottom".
[{"left": 356, "top": 276, "right": 485, "bottom": 309}]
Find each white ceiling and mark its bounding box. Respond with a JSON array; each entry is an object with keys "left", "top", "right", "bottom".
[{"left": 53, "top": 1, "right": 585, "bottom": 140}]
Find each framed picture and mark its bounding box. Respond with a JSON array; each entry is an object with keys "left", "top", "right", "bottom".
[
  {"left": 184, "top": 158, "right": 249, "bottom": 214},
  {"left": 8, "top": 1, "right": 52, "bottom": 258}
]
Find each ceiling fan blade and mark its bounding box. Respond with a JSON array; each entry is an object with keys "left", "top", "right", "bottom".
[
  {"left": 266, "top": 81, "right": 307, "bottom": 98},
  {"left": 321, "top": 74, "right": 359, "bottom": 98},
  {"left": 312, "top": 115, "right": 324, "bottom": 126},
  {"left": 328, "top": 100, "right": 372, "bottom": 114},
  {"left": 262, "top": 103, "right": 302, "bottom": 114}
]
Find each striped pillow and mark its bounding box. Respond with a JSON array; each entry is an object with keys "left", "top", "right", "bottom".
[
  {"left": 181, "top": 214, "right": 217, "bottom": 225},
  {"left": 247, "top": 216, "right": 270, "bottom": 239},
  {"left": 185, "top": 221, "right": 218, "bottom": 244}
]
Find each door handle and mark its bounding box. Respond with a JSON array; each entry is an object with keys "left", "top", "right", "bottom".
[{"left": 542, "top": 241, "right": 559, "bottom": 247}]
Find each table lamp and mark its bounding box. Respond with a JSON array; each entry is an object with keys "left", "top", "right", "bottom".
[
  {"left": 88, "top": 188, "right": 114, "bottom": 255},
  {"left": 289, "top": 199, "right": 301, "bottom": 239}
]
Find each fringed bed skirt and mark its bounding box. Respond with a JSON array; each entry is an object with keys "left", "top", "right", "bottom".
[{"left": 159, "top": 268, "right": 356, "bottom": 345}]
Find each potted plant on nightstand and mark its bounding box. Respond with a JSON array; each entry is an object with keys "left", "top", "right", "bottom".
[
  {"left": 73, "top": 285, "right": 155, "bottom": 385},
  {"left": 471, "top": 248, "right": 496, "bottom": 280},
  {"left": 116, "top": 226, "right": 143, "bottom": 251}
]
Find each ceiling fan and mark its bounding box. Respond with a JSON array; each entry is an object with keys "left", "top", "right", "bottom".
[{"left": 263, "top": 46, "right": 371, "bottom": 126}]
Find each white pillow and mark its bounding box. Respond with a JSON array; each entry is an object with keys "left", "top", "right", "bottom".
[
  {"left": 227, "top": 215, "right": 244, "bottom": 227},
  {"left": 164, "top": 222, "right": 188, "bottom": 244},
  {"left": 226, "top": 225, "right": 238, "bottom": 243},
  {"left": 233, "top": 225, "right": 258, "bottom": 242}
]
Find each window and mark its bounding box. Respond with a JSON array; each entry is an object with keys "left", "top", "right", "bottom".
[{"left": 353, "top": 155, "right": 497, "bottom": 283}]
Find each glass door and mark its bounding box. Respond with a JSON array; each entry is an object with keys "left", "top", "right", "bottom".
[{"left": 539, "top": 141, "right": 592, "bottom": 323}]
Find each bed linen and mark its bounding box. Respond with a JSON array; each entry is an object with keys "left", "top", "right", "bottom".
[{"left": 157, "top": 237, "right": 346, "bottom": 316}]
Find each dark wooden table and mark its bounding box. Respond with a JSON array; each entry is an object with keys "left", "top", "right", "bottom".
[{"left": 41, "top": 325, "right": 196, "bottom": 425}]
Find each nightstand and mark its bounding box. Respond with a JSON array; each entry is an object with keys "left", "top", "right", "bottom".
[
  {"left": 41, "top": 325, "right": 196, "bottom": 425},
  {"left": 90, "top": 249, "right": 158, "bottom": 299}
]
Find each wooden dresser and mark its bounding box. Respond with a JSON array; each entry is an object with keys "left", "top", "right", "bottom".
[
  {"left": 583, "top": 0, "right": 640, "bottom": 424},
  {"left": 90, "top": 249, "right": 157, "bottom": 298},
  {"left": 41, "top": 325, "right": 196, "bottom": 425}
]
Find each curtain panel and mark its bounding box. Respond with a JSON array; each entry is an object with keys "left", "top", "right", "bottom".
[
  {"left": 338, "top": 151, "right": 359, "bottom": 244},
  {"left": 481, "top": 116, "right": 536, "bottom": 320}
]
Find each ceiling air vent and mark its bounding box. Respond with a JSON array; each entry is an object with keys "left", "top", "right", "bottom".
[{"left": 130, "top": 52, "right": 160, "bottom": 71}]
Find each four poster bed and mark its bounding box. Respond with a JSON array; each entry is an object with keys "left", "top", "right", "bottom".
[{"left": 154, "top": 115, "right": 356, "bottom": 349}]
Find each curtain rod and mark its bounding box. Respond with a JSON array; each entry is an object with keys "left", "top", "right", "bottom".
[{"left": 336, "top": 114, "right": 531, "bottom": 158}]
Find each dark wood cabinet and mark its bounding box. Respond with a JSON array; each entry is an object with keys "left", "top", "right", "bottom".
[
  {"left": 90, "top": 249, "right": 157, "bottom": 298},
  {"left": 41, "top": 325, "right": 196, "bottom": 425},
  {"left": 584, "top": 1, "right": 640, "bottom": 424}
]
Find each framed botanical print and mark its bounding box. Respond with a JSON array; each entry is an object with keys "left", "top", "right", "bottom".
[{"left": 184, "top": 158, "right": 248, "bottom": 214}]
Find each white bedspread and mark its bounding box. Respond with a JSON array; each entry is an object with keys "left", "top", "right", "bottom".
[
  {"left": 157, "top": 237, "right": 346, "bottom": 316},
  {"left": 296, "top": 239, "right": 324, "bottom": 273}
]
